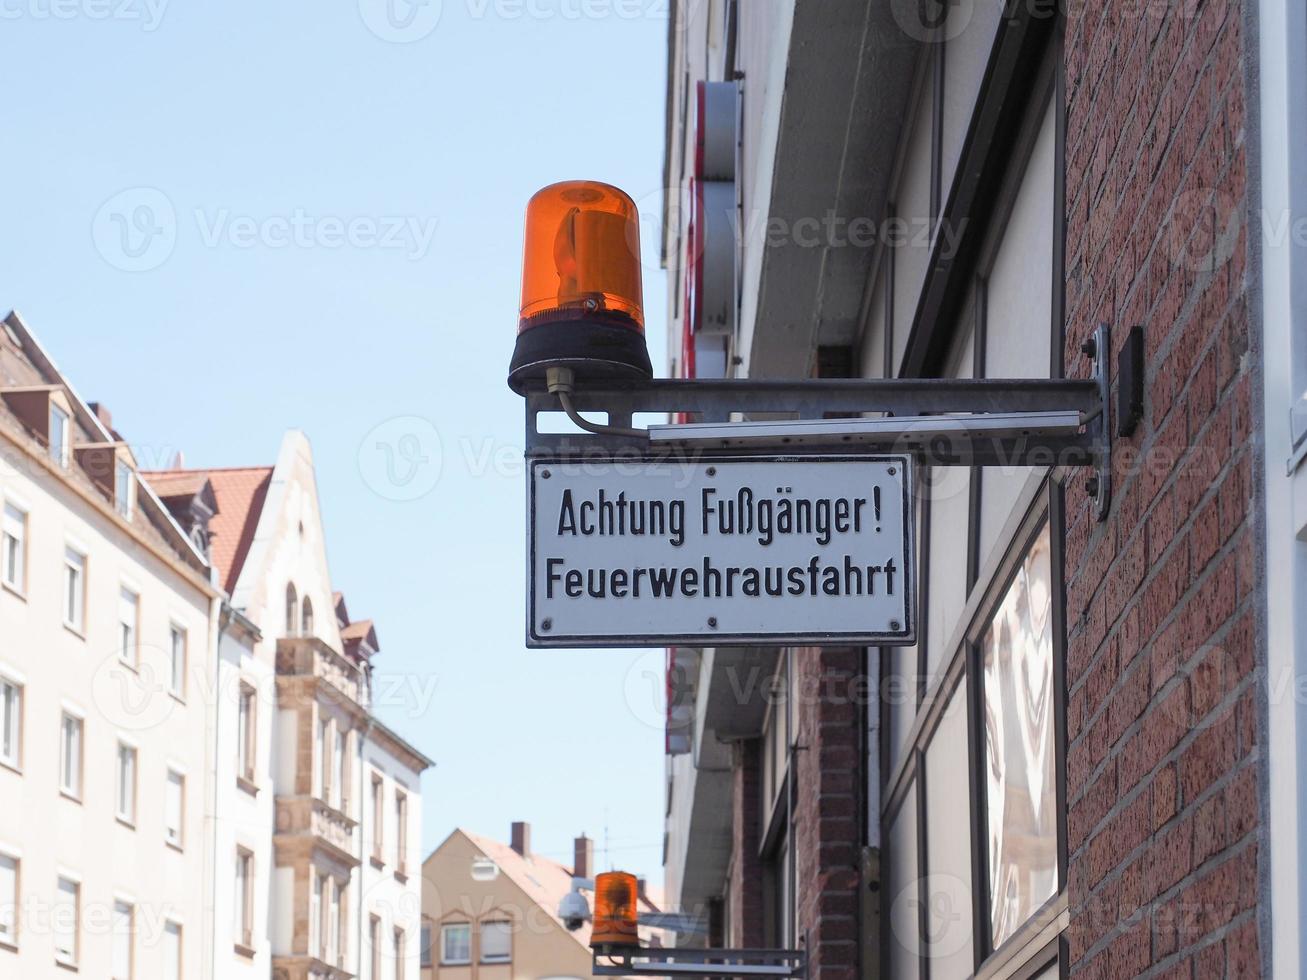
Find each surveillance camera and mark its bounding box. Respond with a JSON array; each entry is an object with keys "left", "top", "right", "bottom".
[{"left": 558, "top": 890, "right": 591, "bottom": 932}]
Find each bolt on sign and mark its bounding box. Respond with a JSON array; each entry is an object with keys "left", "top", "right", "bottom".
[{"left": 526, "top": 455, "right": 915, "bottom": 647}]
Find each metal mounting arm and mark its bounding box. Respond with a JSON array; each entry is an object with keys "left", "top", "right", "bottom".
[
  {"left": 524, "top": 324, "right": 1116, "bottom": 520},
  {"left": 592, "top": 944, "right": 807, "bottom": 980}
]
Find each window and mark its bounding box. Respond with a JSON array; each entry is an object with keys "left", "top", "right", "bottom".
[
  {"left": 285, "top": 583, "right": 298, "bottom": 636},
  {"left": 335, "top": 728, "right": 348, "bottom": 813},
  {"left": 115, "top": 460, "right": 134, "bottom": 519},
  {"left": 237, "top": 684, "right": 256, "bottom": 784},
  {"left": 118, "top": 588, "right": 139, "bottom": 667},
  {"left": 395, "top": 790, "right": 408, "bottom": 873},
  {"left": 63, "top": 548, "right": 85, "bottom": 632},
  {"left": 48, "top": 402, "right": 68, "bottom": 466},
  {"left": 394, "top": 928, "right": 406, "bottom": 980},
  {"left": 2, "top": 503, "right": 26, "bottom": 592},
  {"left": 1, "top": 676, "right": 21, "bottom": 769},
  {"left": 328, "top": 878, "right": 344, "bottom": 966},
  {"left": 54, "top": 875, "right": 79, "bottom": 966},
  {"left": 112, "top": 899, "right": 134, "bottom": 979},
  {"left": 480, "top": 920, "right": 512, "bottom": 963},
  {"left": 370, "top": 914, "right": 382, "bottom": 979},
  {"left": 0, "top": 853, "right": 17, "bottom": 948},
  {"left": 982, "top": 523, "right": 1058, "bottom": 949},
  {"left": 301, "top": 596, "right": 314, "bottom": 636},
  {"left": 59, "top": 712, "right": 82, "bottom": 798},
  {"left": 371, "top": 773, "right": 384, "bottom": 861},
  {"left": 234, "top": 848, "right": 253, "bottom": 948},
  {"left": 116, "top": 742, "right": 137, "bottom": 825},
  {"left": 310, "top": 873, "right": 322, "bottom": 957},
  {"left": 169, "top": 626, "right": 187, "bottom": 698},
  {"left": 318, "top": 718, "right": 332, "bottom": 801},
  {"left": 420, "top": 921, "right": 433, "bottom": 968},
  {"left": 441, "top": 923, "right": 471, "bottom": 965},
  {"left": 165, "top": 770, "right": 185, "bottom": 847},
  {"left": 162, "top": 921, "right": 182, "bottom": 980}
]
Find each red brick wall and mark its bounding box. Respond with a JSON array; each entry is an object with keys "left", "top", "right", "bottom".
[
  {"left": 728, "top": 737, "right": 765, "bottom": 948},
  {"left": 793, "top": 648, "right": 861, "bottom": 980},
  {"left": 1063, "top": 1, "right": 1261, "bottom": 976}
]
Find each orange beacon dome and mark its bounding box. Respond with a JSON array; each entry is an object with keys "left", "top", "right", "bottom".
[
  {"left": 590, "top": 871, "right": 640, "bottom": 948},
  {"left": 509, "top": 181, "right": 653, "bottom": 392}
]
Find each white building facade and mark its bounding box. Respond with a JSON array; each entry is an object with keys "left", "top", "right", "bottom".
[
  {"left": 0, "top": 312, "right": 433, "bottom": 980},
  {"left": 0, "top": 311, "right": 217, "bottom": 979}
]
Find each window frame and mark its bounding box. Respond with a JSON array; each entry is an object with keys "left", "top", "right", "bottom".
[
  {"left": 48, "top": 402, "right": 69, "bottom": 468},
  {"left": 0, "top": 674, "right": 22, "bottom": 771},
  {"left": 0, "top": 851, "right": 18, "bottom": 949},
  {"left": 162, "top": 920, "right": 183, "bottom": 980},
  {"left": 118, "top": 586, "right": 140, "bottom": 668},
  {"left": 371, "top": 772, "right": 385, "bottom": 863},
  {"left": 59, "top": 711, "right": 84, "bottom": 801},
  {"left": 169, "top": 625, "right": 188, "bottom": 700},
  {"left": 234, "top": 847, "right": 254, "bottom": 951},
  {"left": 116, "top": 740, "right": 138, "bottom": 827},
  {"left": 2, "top": 502, "right": 27, "bottom": 595},
  {"left": 54, "top": 874, "right": 80, "bottom": 967},
  {"left": 165, "top": 769, "right": 186, "bottom": 849},
  {"left": 236, "top": 682, "right": 257, "bottom": 787},
  {"left": 62, "top": 547, "right": 86, "bottom": 635},
  {"left": 870, "top": 15, "right": 1069, "bottom": 976},
  {"left": 111, "top": 898, "right": 135, "bottom": 980},
  {"left": 479, "top": 918, "right": 513, "bottom": 964},
  {"left": 440, "top": 921, "right": 472, "bottom": 966},
  {"left": 370, "top": 914, "right": 383, "bottom": 979},
  {"left": 395, "top": 788, "right": 409, "bottom": 875}
]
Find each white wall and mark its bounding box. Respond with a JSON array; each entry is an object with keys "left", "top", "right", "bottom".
[
  {"left": 0, "top": 433, "right": 213, "bottom": 979},
  {"left": 207, "top": 621, "right": 273, "bottom": 976},
  {"left": 358, "top": 732, "right": 425, "bottom": 980}
]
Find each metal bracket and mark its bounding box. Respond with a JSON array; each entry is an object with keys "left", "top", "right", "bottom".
[
  {"left": 592, "top": 944, "right": 807, "bottom": 980},
  {"left": 1087, "top": 322, "right": 1112, "bottom": 520},
  {"left": 523, "top": 324, "right": 1116, "bottom": 521}
]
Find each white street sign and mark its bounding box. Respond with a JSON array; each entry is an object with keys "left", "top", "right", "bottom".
[{"left": 526, "top": 455, "right": 915, "bottom": 647}]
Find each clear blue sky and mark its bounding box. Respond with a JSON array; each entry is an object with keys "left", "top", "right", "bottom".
[{"left": 0, "top": 0, "right": 671, "bottom": 883}]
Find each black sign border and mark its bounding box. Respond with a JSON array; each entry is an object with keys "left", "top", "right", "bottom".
[{"left": 526, "top": 453, "right": 916, "bottom": 649}]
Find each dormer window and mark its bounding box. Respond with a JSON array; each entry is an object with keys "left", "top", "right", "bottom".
[
  {"left": 115, "top": 459, "right": 134, "bottom": 519},
  {"left": 48, "top": 403, "right": 69, "bottom": 467}
]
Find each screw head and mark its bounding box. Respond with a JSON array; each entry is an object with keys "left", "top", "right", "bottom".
[
  {"left": 541, "top": 469, "right": 551, "bottom": 480},
  {"left": 541, "top": 618, "right": 552, "bottom": 632},
  {"left": 1086, "top": 475, "right": 1100, "bottom": 497},
  {"left": 706, "top": 466, "right": 717, "bottom": 477},
  {"left": 1081, "top": 336, "right": 1098, "bottom": 358},
  {"left": 707, "top": 617, "right": 718, "bottom": 629},
  {"left": 890, "top": 620, "right": 901, "bottom": 632}
]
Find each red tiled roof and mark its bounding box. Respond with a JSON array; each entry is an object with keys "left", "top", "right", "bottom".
[
  {"left": 204, "top": 468, "right": 273, "bottom": 593},
  {"left": 460, "top": 831, "right": 662, "bottom": 950},
  {"left": 145, "top": 467, "right": 273, "bottom": 593}
]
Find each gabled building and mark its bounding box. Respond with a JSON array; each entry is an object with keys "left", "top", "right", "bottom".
[
  {"left": 420, "top": 822, "right": 663, "bottom": 980},
  {"left": 0, "top": 310, "right": 218, "bottom": 979},
  {"left": 153, "top": 432, "right": 434, "bottom": 980}
]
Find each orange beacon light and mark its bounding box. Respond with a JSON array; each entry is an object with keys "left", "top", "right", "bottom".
[
  {"left": 509, "top": 181, "right": 653, "bottom": 393},
  {"left": 590, "top": 871, "right": 640, "bottom": 948}
]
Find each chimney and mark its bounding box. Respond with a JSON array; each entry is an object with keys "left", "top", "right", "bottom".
[
  {"left": 511, "top": 821, "right": 531, "bottom": 858},
  {"left": 573, "top": 835, "right": 594, "bottom": 880},
  {"left": 88, "top": 401, "right": 113, "bottom": 432}
]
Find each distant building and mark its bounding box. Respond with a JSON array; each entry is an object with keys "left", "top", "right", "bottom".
[
  {"left": 420, "top": 822, "right": 662, "bottom": 980},
  {"left": 0, "top": 310, "right": 217, "bottom": 978},
  {"left": 157, "top": 432, "right": 434, "bottom": 980},
  {"left": 0, "top": 308, "right": 433, "bottom": 980}
]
